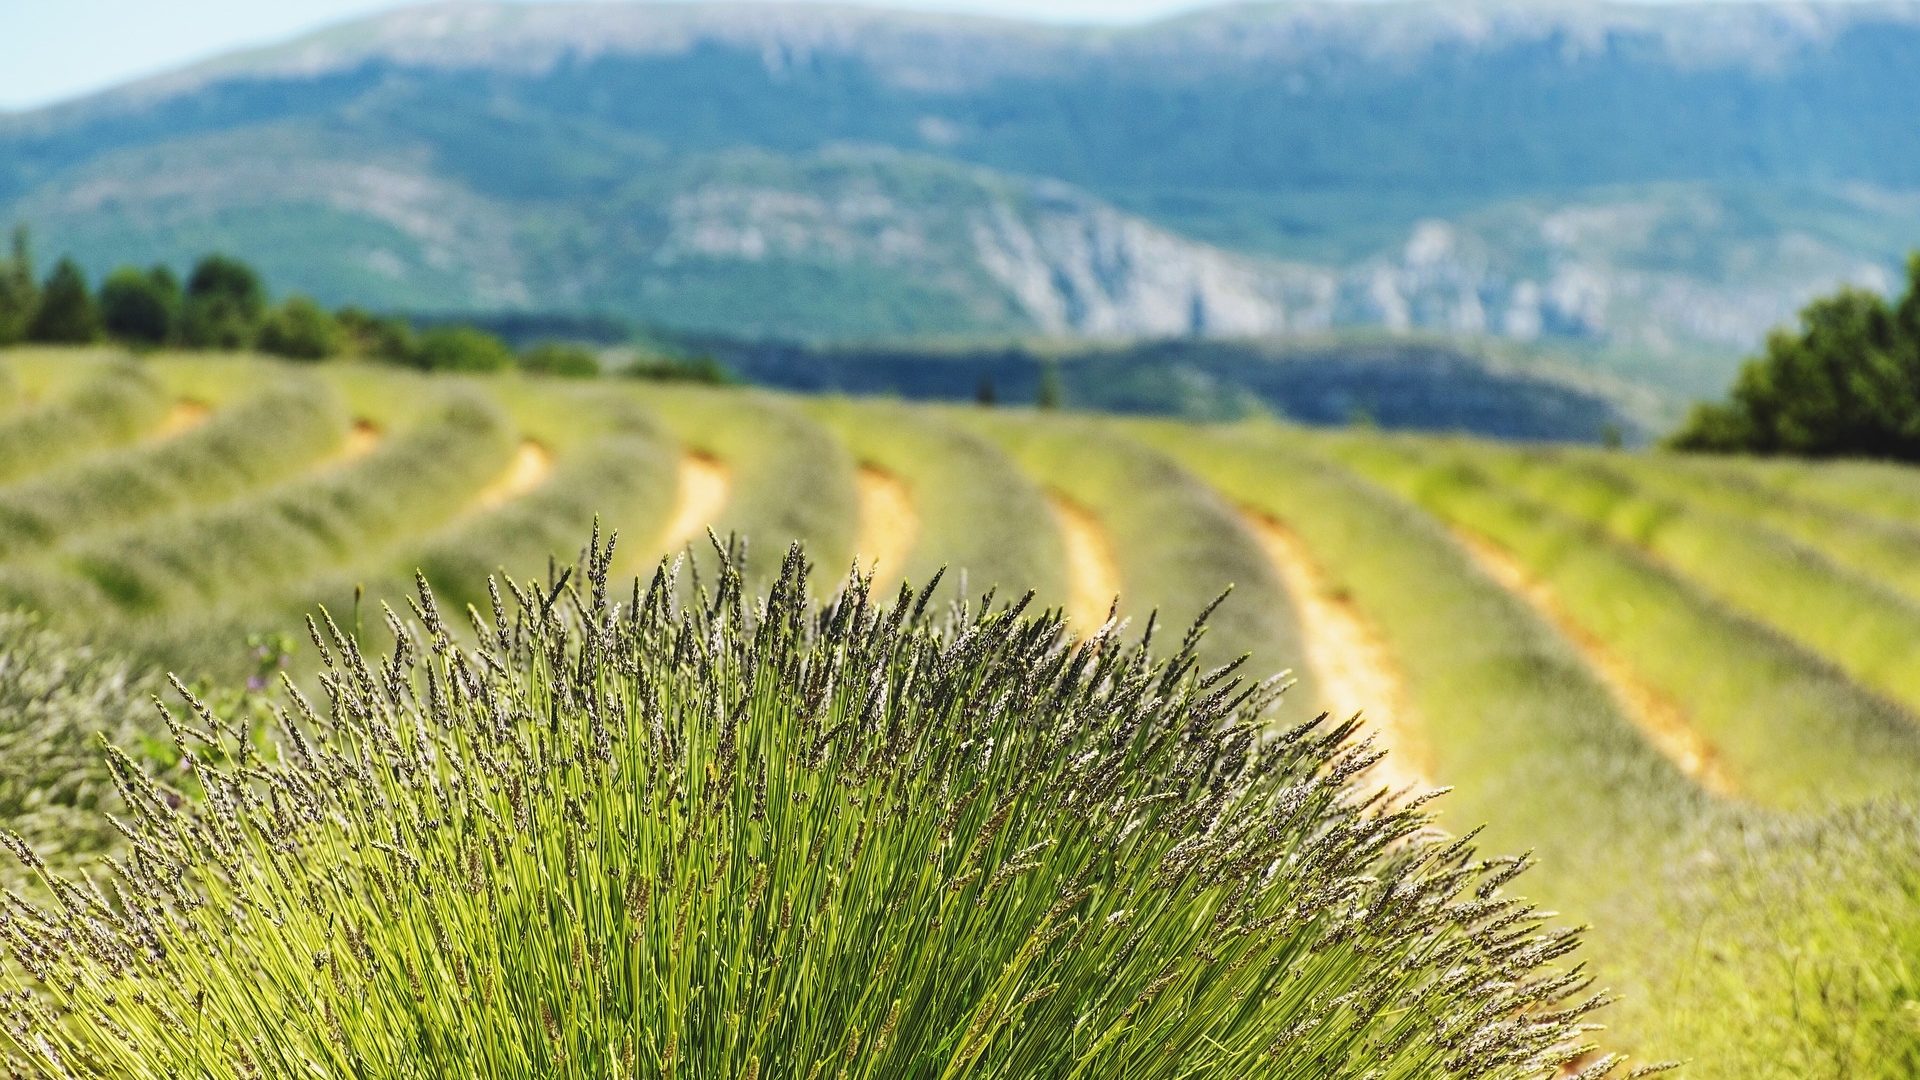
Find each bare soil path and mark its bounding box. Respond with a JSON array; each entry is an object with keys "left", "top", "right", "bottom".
[
  {"left": 656, "top": 452, "right": 731, "bottom": 554},
  {"left": 155, "top": 399, "right": 211, "bottom": 438},
  {"left": 853, "top": 464, "right": 918, "bottom": 587},
  {"left": 1454, "top": 529, "right": 1736, "bottom": 796},
  {"left": 1047, "top": 491, "right": 1122, "bottom": 632},
  {"left": 1245, "top": 510, "right": 1430, "bottom": 795},
  {"left": 338, "top": 419, "right": 381, "bottom": 463},
  {"left": 473, "top": 440, "right": 552, "bottom": 512}
]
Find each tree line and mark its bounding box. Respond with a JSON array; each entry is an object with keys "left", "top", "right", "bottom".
[{"left": 0, "top": 226, "right": 729, "bottom": 383}]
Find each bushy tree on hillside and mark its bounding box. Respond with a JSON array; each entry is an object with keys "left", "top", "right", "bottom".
[
  {"left": 98, "top": 265, "right": 182, "bottom": 346},
  {"left": 0, "top": 542, "right": 1653, "bottom": 1078},
  {"left": 0, "top": 225, "right": 37, "bottom": 346},
  {"left": 335, "top": 306, "right": 415, "bottom": 361},
  {"left": 25, "top": 257, "right": 99, "bottom": 344},
  {"left": 1673, "top": 254, "right": 1920, "bottom": 458},
  {"left": 518, "top": 340, "right": 600, "bottom": 377},
  {"left": 179, "top": 253, "right": 266, "bottom": 349},
  {"left": 256, "top": 295, "right": 342, "bottom": 360},
  {"left": 409, "top": 324, "right": 515, "bottom": 372}
]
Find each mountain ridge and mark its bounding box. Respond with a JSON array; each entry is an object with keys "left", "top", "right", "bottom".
[{"left": 4, "top": 0, "right": 1919, "bottom": 404}]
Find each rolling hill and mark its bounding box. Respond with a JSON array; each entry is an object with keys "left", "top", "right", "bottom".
[{"left": 4, "top": 0, "right": 1920, "bottom": 403}]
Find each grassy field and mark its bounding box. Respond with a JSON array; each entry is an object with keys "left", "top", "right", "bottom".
[{"left": 2, "top": 346, "right": 1919, "bottom": 1077}]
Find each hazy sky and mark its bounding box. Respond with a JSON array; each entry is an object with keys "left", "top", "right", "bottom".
[{"left": 2, "top": 0, "right": 1207, "bottom": 110}]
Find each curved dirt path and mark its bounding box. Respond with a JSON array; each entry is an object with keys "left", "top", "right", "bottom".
[
  {"left": 1047, "top": 491, "right": 1122, "bottom": 632},
  {"left": 853, "top": 464, "right": 919, "bottom": 587},
  {"left": 338, "top": 419, "right": 381, "bottom": 463},
  {"left": 1245, "top": 510, "right": 1430, "bottom": 795},
  {"left": 1454, "top": 529, "right": 1736, "bottom": 796},
  {"left": 473, "top": 440, "right": 553, "bottom": 512},
  {"left": 155, "top": 399, "right": 211, "bottom": 438},
  {"left": 656, "top": 452, "right": 732, "bottom": 554}
]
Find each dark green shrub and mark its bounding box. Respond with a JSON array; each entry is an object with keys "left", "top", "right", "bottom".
[
  {"left": 179, "top": 254, "right": 265, "bottom": 349},
  {"left": 335, "top": 306, "right": 415, "bottom": 362},
  {"left": 1672, "top": 254, "right": 1920, "bottom": 458},
  {"left": 518, "top": 340, "right": 601, "bottom": 377},
  {"left": 98, "top": 266, "right": 181, "bottom": 346},
  {"left": 0, "top": 225, "right": 39, "bottom": 346},
  {"left": 25, "top": 258, "right": 98, "bottom": 344},
  {"left": 409, "top": 324, "right": 515, "bottom": 373},
  {"left": 0, "top": 542, "right": 1648, "bottom": 1078},
  {"left": 257, "top": 295, "right": 343, "bottom": 360}
]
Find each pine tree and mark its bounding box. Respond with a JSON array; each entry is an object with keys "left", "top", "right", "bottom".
[
  {"left": 0, "top": 225, "right": 38, "bottom": 345},
  {"left": 26, "top": 257, "right": 99, "bottom": 344}
]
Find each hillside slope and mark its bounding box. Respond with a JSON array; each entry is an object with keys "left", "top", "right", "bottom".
[{"left": 5, "top": 0, "right": 1920, "bottom": 375}]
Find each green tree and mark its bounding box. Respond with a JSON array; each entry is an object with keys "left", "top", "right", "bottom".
[
  {"left": 410, "top": 325, "right": 515, "bottom": 373},
  {"left": 519, "top": 341, "right": 600, "bottom": 377},
  {"left": 179, "top": 254, "right": 265, "bottom": 350},
  {"left": 98, "top": 265, "right": 181, "bottom": 346},
  {"left": 26, "top": 258, "right": 99, "bottom": 344},
  {"left": 1036, "top": 358, "right": 1065, "bottom": 410},
  {"left": 0, "top": 225, "right": 37, "bottom": 345},
  {"left": 336, "top": 307, "right": 416, "bottom": 362},
  {"left": 257, "top": 296, "right": 342, "bottom": 361},
  {"left": 1673, "top": 254, "right": 1920, "bottom": 458}
]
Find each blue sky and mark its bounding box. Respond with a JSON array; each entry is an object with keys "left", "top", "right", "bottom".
[{"left": 2, "top": 0, "right": 1212, "bottom": 110}]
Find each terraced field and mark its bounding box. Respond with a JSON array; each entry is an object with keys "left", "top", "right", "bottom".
[{"left": 3, "top": 346, "right": 1919, "bottom": 1077}]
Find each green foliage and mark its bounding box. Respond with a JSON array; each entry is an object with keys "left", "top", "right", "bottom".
[
  {"left": 180, "top": 254, "right": 266, "bottom": 350},
  {"left": 97, "top": 266, "right": 181, "bottom": 347},
  {"left": 25, "top": 258, "right": 99, "bottom": 344},
  {"left": 256, "top": 295, "right": 343, "bottom": 360},
  {"left": 1652, "top": 803, "right": 1920, "bottom": 1078},
  {"left": 409, "top": 325, "right": 515, "bottom": 373},
  {"left": 335, "top": 306, "right": 416, "bottom": 362},
  {"left": 518, "top": 341, "right": 600, "bottom": 378},
  {"left": 0, "top": 543, "right": 1618, "bottom": 1079},
  {"left": 1673, "top": 254, "right": 1920, "bottom": 457},
  {"left": 1037, "top": 358, "right": 1064, "bottom": 410},
  {"left": 625, "top": 352, "right": 735, "bottom": 385},
  {"left": 0, "top": 225, "right": 37, "bottom": 346}
]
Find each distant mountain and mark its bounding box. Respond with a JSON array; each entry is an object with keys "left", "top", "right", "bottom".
[{"left": 6, "top": 0, "right": 1920, "bottom": 396}]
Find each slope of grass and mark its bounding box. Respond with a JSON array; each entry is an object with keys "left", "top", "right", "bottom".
[
  {"left": 0, "top": 360, "right": 169, "bottom": 485},
  {"left": 1602, "top": 451, "right": 1920, "bottom": 609},
  {"left": 1135, "top": 421, "right": 1698, "bottom": 874},
  {"left": 1471, "top": 445, "right": 1920, "bottom": 720},
  {"left": 0, "top": 380, "right": 350, "bottom": 559},
  {"left": 1330, "top": 435, "right": 1920, "bottom": 809},
  {"left": 54, "top": 390, "right": 516, "bottom": 618}
]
